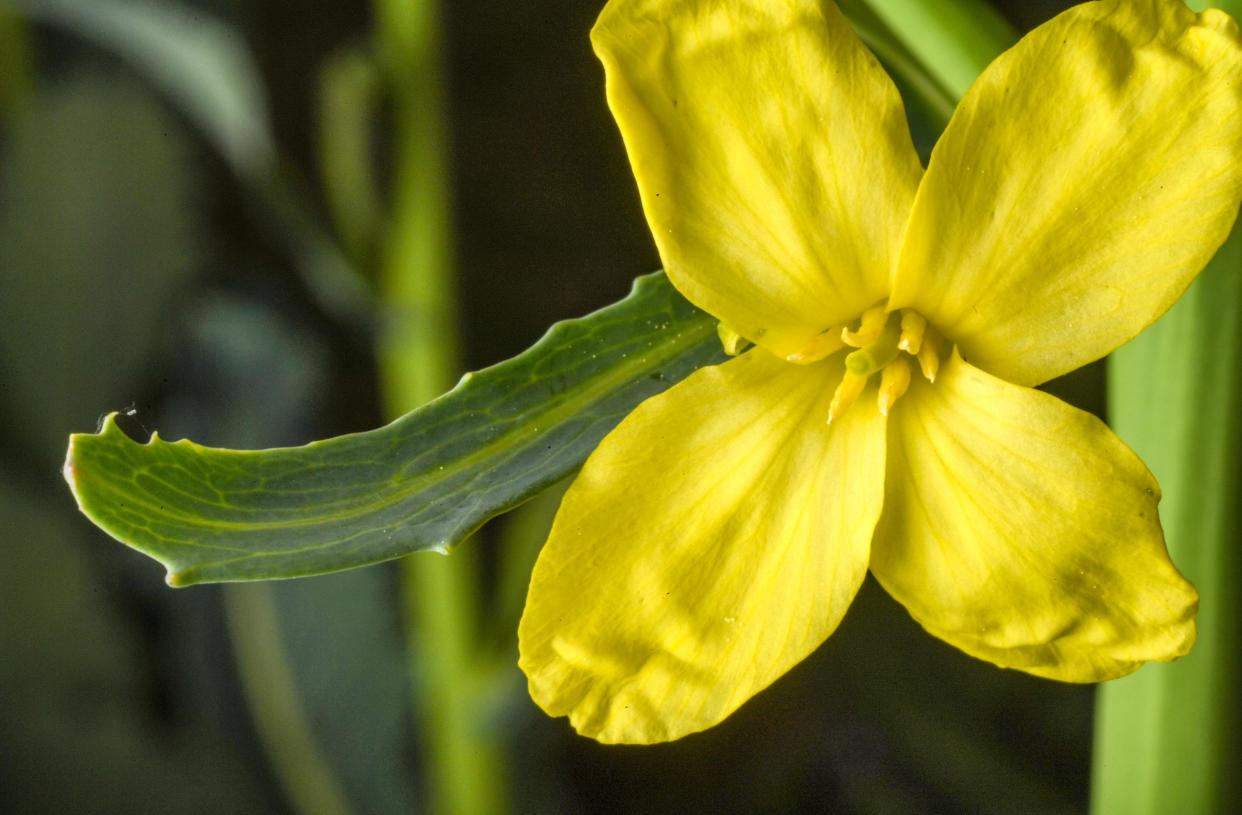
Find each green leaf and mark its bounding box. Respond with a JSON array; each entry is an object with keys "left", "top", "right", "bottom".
[
  {"left": 65, "top": 272, "right": 725, "bottom": 586},
  {"left": 857, "top": 0, "right": 1017, "bottom": 101},
  {"left": 1092, "top": 215, "right": 1242, "bottom": 815},
  {"left": 1092, "top": 8, "right": 1242, "bottom": 813},
  {"left": 838, "top": 0, "right": 956, "bottom": 129}
]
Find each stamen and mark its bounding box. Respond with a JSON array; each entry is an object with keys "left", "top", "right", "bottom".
[
  {"left": 898, "top": 310, "right": 926, "bottom": 355},
  {"left": 917, "top": 329, "right": 941, "bottom": 382},
  {"left": 786, "top": 328, "right": 845, "bottom": 364},
  {"left": 822, "top": 306, "right": 940, "bottom": 424},
  {"left": 717, "top": 322, "right": 750, "bottom": 356},
  {"left": 845, "top": 317, "right": 901, "bottom": 377},
  {"left": 841, "top": 305, "right": 888, "bottom": 348},
  {"left": 828, "top": 371, "right": 867, "bottom": 424},
  {"left": 877, "top": 356, "right": 912, "bottom": 416}
]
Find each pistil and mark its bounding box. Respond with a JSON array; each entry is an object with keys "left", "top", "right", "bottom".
[
  {"left": 827, "top": 306, "right": 943, "bottom": 423},
  {"left": 845, "top": 318, "right": 901, "bottom": 376},
  {"left": 715, "top": 305, "right": 942, "bottom": 424}
]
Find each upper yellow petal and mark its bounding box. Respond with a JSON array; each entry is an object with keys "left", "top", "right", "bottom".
[
  {"left": 518, "top": 350, "right": 886, "bottom": 743},
  {"left": 892, "top": 0, "right": 1242, "bottom": 386},
  {"left": 592, "top": 0, "right": 923, "bottom": 357},
  {"left": 871, "top": 351, "right": 1197, "bottom": 681}
]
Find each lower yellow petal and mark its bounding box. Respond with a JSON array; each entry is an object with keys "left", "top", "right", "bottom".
[
  {"left": 519, "top": 350, "right": 886, "bottom": 743},
  {"left": 871, "top": 352, "right": 1197, "bottom": 682}
]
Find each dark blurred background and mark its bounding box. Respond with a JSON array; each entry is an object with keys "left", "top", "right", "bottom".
[{"left": 0, "top": 0, "right": 1102, "bottom": 813}]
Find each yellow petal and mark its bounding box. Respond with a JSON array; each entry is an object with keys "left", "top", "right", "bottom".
[
  {"left": 592, "top": 0, "right": 923, "bottom": 357},
  {"left": 871, "top": 351, "right": 1197, "bottom": 681},
  {"left": 892, "top": 0, "right": 1242, "bottom": 386},
  {"left": 519, "top": 350, "right": 886, "bottom": 743}
]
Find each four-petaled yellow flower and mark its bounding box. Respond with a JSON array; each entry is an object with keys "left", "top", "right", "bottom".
[{"left": 518, "top": 0, "right": 1242, "bottom": 743}]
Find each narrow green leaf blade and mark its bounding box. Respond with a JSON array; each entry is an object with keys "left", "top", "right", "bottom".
[
  {"left": 64, "top": 272, "right": 724, "bottom": 586},
  {"left": 1092, "top": 221, "right": 1242, "bottom": 814},
  {"left": 1092, "top": 7, "right": 1242, "bottom": 812},
  {"left": 857, "top": 0, "right": 1017, "bottom": 101}
]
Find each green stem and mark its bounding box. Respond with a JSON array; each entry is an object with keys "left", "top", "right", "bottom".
[
  {"left": 373, "top": 0, "right": 458, "bottom": 404},
  {"left": 225, "top": 584, "right": 354, "bottom": 815},
  {"left": 316, "top": 46, "right": 383, "bottom": 271},
  {"left": 372, "top": 1, "right": 506, "bottom": 813}
]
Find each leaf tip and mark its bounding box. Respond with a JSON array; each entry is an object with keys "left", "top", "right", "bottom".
[
  {"left": 64, "top": 411, "right": 139, "bottom": 505},
  {"left": 165, "top": 570, "right": 195, "bottom": 588},
  {"left": 61, "top": 444, "right": 79, "bottom": 494},
  {"left": 62, "top": 429, "right": 98, "bottom": 508}
]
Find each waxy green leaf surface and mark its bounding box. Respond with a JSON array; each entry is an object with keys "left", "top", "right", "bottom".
[{"left": 65, "top": 272, "right": 724, "bottom": 586}]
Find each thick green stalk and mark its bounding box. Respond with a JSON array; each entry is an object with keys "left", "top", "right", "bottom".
[
  {"left": 317, "top": 47, "right": 383, "bottom": 270},
  {"left": 374, "top": 0, "right": 459, "bottom": 402},
  {"left": 372, "top": 1, "right": 506, "bottom": 814}
]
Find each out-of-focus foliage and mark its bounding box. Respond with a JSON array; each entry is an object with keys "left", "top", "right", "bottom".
[
  {"left": 14, "top": 0, "right": 275, "bottom": 174},
  {"left": 0, "top": 490, "right": 267, "bottom": 813},
  {"left": 0, "top": 67, "right": 270, "bottom": 813},
  {"left": 0, "top": 74, "right": 197, "bottom": 463}
]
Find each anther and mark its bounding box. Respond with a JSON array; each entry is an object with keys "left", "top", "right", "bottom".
[
  {"left": 877, "top": 356, "right": 912, "bottom": 416},
  {"left": 917, "top": 329, "right": 941, "bottom": 382},
  {"left": 786, "top": 328, "right": 845, "bottom": 364},
  {"left": 898, "top": 311, "right": 927, "bottom": 355},
  {"left": 717, "top": 323, "right": 750, "bottom": 356},
  {"left": 828, "top": 371, "right": 867, "bottom": 424},
  {"left": 841, "top": 305, "right": 888, "bottom": 348}
]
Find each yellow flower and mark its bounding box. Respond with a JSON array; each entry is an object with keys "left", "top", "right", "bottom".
[{"left": 518, "top": 0, "right": 1242, "bottom": 744}]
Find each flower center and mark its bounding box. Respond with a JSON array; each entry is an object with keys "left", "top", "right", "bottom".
[{"left": 786, "top": 304, "right": 942, "bottom": 423}]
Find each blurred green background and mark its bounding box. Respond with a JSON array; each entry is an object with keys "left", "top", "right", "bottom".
[{"left": 0, "top": 0, "right": 1136, "bottom": 813}]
